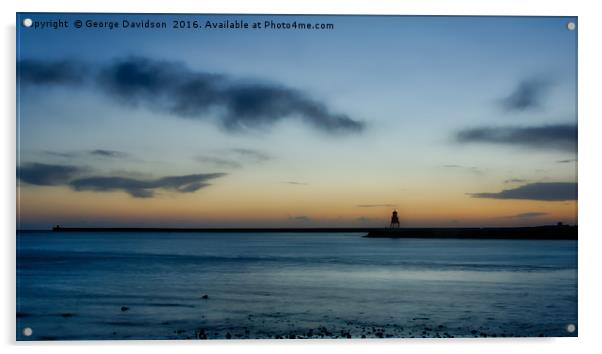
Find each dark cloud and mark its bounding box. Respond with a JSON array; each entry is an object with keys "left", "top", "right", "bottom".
[
  {"left": 17, "top": 163, "right": 84, "bottom": 186},
  {"left": 503, "top": 212, "right": 548, "bottom": 219},
  {"left": 456, "top": 124, "right": 577, "bottom": 151},
  {"left": 17, "top": 161, "right": 226, "bottom": 198},
  {"left": 471, "top": 182, "right": 577, "bottom": 201},
  {"left": 500, "top": 77, "right": 552, "bottom": 112},
  {"left": 504, "top": 178, "right": 528, "bottom": 184},
  {"left": 90, "top": 149, "right": 127, "bottom": 158},
  {"left": 18, "top": 59, "right": 88, "bottom": 85},
  {"left": 70, "top": 173, "right": 226, "bottom": 198},
  {"left": 215, "top": 83, "right": 363, "bottom": 133},
  {"left": 19, "top": 57, "right": 365, "bottom": 134},
  {"left": 357, "top": 204, "right": 397, "bottom": 208}
]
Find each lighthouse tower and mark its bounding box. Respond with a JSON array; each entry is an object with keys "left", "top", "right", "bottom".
[{"left": 390, "top": 210, "right": 400, "bottom": 229}]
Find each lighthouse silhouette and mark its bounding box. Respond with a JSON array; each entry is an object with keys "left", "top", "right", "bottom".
[{"left": 390, "top": 209, "right": 400, "bottom": 228}]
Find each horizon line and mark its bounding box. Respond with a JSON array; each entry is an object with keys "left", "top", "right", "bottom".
[{"left": 15, "top": 224, "right": 577, "bottom": 233}]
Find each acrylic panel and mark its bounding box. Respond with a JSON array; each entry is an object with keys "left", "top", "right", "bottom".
[{"left": 16, "top": 13, "right": 578, "bottom": 340}]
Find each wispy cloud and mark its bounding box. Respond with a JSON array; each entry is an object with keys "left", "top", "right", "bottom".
[
  {"left": 289, "top": 215, "right": 311, "bottom": 222},
  {"left": 44, "top": 149, "right": 129, "bottom": 159},
  {"left": 471, "top": 182, "right": 577, "bottom": 201},
  {"left": 19, "top": 57, "right": 365, "bottom": 135},
  {"left": 17, "top": 162, "right": 226, "bottom": 198},
  {"left": 441, "top": 164, "right": 484, "bottom": 175},
  {"left": 357, "top": 204, "right": 397, "bottom": 208},
  {"left": 557, "top": 159, "right": 577, "bottom": 163},
  {"left": 89, "top": 149, "right": 128, "bottom": 158},
  {"left": 229, "top": 148, "right": 271, "bottom": 162},
  {"left": 196, "top": 156, "right": 242, "bottom": 169},
  {"left": 283, "top": 181, "right": 308, "bottom": 185},
  {"left": 502, "top": 212, "right": 548, "bottom": 219},
  {"left": 196, "top": 148, "right": 270, "bottom": 169},
  {"left": 44, "top": 151, "right": 76, "bottom": 158},
  {"left": 355, "top": 216, "right": 378, "bottom": 223},
  {"left": 70, "top": 173, "right": 226, "bottom": 198},
  {"left": 500, "top": 77, "right": 553, "bottom": 112},
  {"left": 504, "top": 178, "right": 528, "bottom": 184},
  {"left": 456, "top": 124, "right": 577, "bottom": 151}
]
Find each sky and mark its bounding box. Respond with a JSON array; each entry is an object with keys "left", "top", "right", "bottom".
[{"left": 16, "top": 14, "right": 577, "bottom": 229}]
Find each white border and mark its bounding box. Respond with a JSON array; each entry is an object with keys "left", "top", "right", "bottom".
[{"left": 2, "top": 1, "right": 601, "bottom": 353}]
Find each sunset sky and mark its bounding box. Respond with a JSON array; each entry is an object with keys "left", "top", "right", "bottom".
[{"left": 17, "top": 14, "right": 577, "bottom": 229}]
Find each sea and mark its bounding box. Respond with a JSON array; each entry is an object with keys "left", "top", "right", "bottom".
[{"left": 16, "top": 231, "right": 578, "bottom": 340}]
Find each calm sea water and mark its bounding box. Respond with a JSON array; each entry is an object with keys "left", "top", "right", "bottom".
[{"left": 16, "top": 231, "right": 578, "bottom": 340}]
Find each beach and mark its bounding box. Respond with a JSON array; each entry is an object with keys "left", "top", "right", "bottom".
[{"left": 16, "top": 231, "right": 578, "bottom": 340}]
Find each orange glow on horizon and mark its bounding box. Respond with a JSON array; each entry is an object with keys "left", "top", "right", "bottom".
[{"left": 17, "top": 184, "right": 577, "bottom": 228}]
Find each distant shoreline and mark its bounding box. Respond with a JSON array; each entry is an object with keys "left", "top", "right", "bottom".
[
  {"left": 17, "top": 225, "right": 578, "bottom": 240},
  {"left": 364, "top": 225, "right": 576, "bottom": 240}
]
